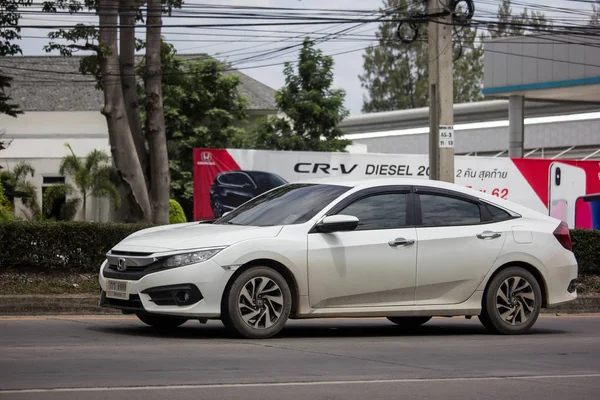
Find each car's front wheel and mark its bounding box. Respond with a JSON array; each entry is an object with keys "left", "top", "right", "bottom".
[
  {"left": 387, "top": 316, "right": 432, "bottom": 327},
  {"left": 222, "top": 267, "right": 292, "bottom": 339},
  {"left": 479, "top": 267, "right": 542, "bottom": 335},
  {"left": 135, "top": 312, "right": 188, "bottom": 329}
]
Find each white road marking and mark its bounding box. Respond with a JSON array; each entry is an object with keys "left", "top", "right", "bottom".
[{"left": 2, "top": 374, "right": 600, "bottom": 394}]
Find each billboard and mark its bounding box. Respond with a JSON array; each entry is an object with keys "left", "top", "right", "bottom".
[{"left": 193, "top": 148, "right": 600, "bottom": 229}]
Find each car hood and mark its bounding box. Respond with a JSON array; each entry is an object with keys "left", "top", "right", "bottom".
[{"left": 111, "top": 222, "right": 283, "bottom": 253}]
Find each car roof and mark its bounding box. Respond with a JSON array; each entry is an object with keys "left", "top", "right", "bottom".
[
  {"left": 294, "top": 176, "right": 445, "bottom": 190},
  {"left": 293, "top": 176, "right": 553, "bottom": 221},
  {"left": 219, "top": 170, "right": 280, "bottom": 176}
]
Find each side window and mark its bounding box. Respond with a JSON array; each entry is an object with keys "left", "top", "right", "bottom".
[
  {"left": 337, "top": 193, "right": 407, "bottom": 231},
  {"left": 419, "top": 194, "right": 481, "bottom": 227},
  {"left": 218, "top": 174, "right": 232, "bottom": 185},
  {"left": 486, "top": 203, "right": 513, "bottom": 221},
  {"left": 230, "top": 173, "right": 253, "bottom": 187}
]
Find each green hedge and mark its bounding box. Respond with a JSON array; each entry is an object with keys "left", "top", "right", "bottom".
[
  {"left": 0, "top": 221, "right": 153, "bottom": 273},
  {"left": 0, "top": 221, "right": 599, "bottom": 275},
  {"left": 571, "top": 229, "right": 600, "bottom": 275}
]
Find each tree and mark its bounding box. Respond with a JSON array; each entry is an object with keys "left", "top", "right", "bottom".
[
  {"left": 251, "top": 38, "right": 350, "bottom": 152},
  {"left": 136, "top": 42, "right": 249, "bottom": 219},
  {"left": 489, "top": 0, "right": 551, "bottom": 39},
  {"left": 591, "top": 1, "right": 600, "bottom": 26},
  {"left": 0, "top": 0, "right": 31, "bottom": 117},
  {"left": 0, "top": 161, "right": 41, "bottom": 220},
  {"left": 46, "top": 143, "right": 120, "bottom": 221},
  {"left": 360, "top": 0, "right": 484, "bottom": 113},
  {"left": 42, "top": 0, "right": 181, "bottom": 224}
]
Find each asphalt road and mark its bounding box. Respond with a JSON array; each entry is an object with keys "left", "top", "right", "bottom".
[{"left": 1, "top": 315, "right": 600, "bottom": 400}]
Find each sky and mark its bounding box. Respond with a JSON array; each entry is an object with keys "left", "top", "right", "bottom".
[{"left": 13, "top": 0, "right": 598, "bottom": 116}]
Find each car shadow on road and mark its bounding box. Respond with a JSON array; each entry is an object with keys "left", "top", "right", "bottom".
[{"left": 86, "top": 319, "right": 566, "bottom": 341}]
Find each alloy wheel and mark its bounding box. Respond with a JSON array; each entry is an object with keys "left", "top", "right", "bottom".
[
  {"left": 495, "top": 276, "right": 536, "bottom": 326},
  {"left": 238, "top": 277, "right": 284, "bottom": 329}
]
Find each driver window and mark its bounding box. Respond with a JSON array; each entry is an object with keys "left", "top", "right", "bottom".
[
  {"left": 337, "top": 193, "right": 408, "bottom": 231},
  {"left": 230, "top": 173, "right": 253, "bottom": 187}
]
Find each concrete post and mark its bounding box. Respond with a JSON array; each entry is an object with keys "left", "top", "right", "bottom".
[
  {"left": 428, "top": 0, "right": 455, "bottom": 182},
  {"left": 508, "top": 95, "right": 525, "bottom": 158}
]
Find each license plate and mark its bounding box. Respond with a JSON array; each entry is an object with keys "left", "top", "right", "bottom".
[{"left": 106, "top": 279, "right": 130, "bottom": 300}]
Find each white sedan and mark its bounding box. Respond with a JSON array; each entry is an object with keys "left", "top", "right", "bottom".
[{"left": 99, "top": 177, "right": 578, "bottom": 339}]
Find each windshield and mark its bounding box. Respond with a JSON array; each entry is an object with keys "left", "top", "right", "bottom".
[{"left": 215, "top": 183, "right": 350, "bottom": 227}]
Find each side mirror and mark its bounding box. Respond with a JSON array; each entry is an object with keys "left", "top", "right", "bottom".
[{"left": 316, "top": 215, "right": 359, "bottom": 233}]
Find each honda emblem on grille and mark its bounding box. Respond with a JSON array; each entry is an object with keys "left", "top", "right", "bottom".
[{"left": 117, "top": 257, "right": 127, "bottom": 272}]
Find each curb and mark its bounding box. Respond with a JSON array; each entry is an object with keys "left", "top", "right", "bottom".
[
  {"left": 1, "top": 294, "right": 600, "bottom": 316},
  {"left": 0, "top": 294, "right": 120, "bottom": 315}
]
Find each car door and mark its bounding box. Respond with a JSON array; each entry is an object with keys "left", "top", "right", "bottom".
[
  {"left": 307, "top": 188, "right": 418, "bottom": 308},
  {"left": 413, "top": 188, "right": 507, "bottom": 306},
  {"left": 227, "top": 172, "right": 258, "bottom": 208}
]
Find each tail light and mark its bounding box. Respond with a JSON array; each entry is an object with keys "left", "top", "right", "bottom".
[{"left": 553, "top": 221, "right": 572, "bottom": 251}]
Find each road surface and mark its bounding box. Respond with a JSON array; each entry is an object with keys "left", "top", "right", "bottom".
[{"left": 1, "top": 315, "right": 599, "bottom": 399}]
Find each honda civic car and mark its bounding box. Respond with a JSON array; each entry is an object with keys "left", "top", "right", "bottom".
[
  {"left": 99, "top": 177, "right": 578, "bottom": 339},
  {"left": 209, "top": 170, "right": 287, "bottom": 218}
]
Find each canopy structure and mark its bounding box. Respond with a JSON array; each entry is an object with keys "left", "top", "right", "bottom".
[{"left": 482, "top": 33, "right": 600, "bottom": 157}]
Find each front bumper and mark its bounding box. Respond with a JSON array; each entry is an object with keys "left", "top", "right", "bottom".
[{"left": 98, "top": 259, "right": 233, "bottom": 318}]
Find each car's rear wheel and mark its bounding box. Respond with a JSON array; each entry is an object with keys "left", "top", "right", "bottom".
[
  {"left": 479, "top": 267, "right": 542, "bottom": 335},
  {"left": 222, "top": 267, "right": 292, "bottom": 339},
  {"left": 135, "top": 312, "right": 188, "bottom": 329},
  {"left": 387, "top": 316, "right": 432, "bottom": 327}
]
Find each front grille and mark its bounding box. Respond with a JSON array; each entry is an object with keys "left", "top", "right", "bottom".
[
  {"left": 105, "top": 251, "right": 164, "bottom": 279},
  {"left": 108, "top": 264, "right": 148, "bottom": 272}
]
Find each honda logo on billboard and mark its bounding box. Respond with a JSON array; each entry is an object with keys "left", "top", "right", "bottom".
[{"left": 197, "top": 151, "right": 215, "bottom": 166}]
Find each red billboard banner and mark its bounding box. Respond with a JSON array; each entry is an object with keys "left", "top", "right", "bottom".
[{"left": 193, "top": 148, "right": 600, "bottom": 230}]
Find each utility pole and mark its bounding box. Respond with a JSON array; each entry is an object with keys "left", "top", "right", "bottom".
[{"left": 428, "top": 0, "right": 454, "bottom": 183}]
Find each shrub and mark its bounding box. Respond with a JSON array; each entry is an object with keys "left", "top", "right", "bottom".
[
  {"left": 571, "top": 229, "right": 600, "bottom": 275},
  {"left": 0, "top": 182, "right": 14, "bottom": 221},
  {"left": 0, "top": 221, "right": 599, "bottom": 277},
  {"left": 0, "top": 221, "right": 154, "bottom": 273},
  {"left": 169, "top": 199, "right": 187, "bottom": 224}
]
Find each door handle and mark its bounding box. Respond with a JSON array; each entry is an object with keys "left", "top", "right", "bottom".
[
  {"left": 477, "top": 231, "right": 502, "bottom": 240},
  {"left": 388, "top": 238, "right": 415, "bottom": 247}
]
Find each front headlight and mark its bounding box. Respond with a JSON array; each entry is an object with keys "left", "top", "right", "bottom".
[{"left": 164, "top": 248, "right": 224, "bottom": 268}]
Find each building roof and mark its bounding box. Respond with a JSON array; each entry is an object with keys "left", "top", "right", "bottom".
[{"left": 0, "top": 54, "right": 277, "bottom": 112}]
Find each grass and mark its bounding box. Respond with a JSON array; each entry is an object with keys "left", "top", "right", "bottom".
[
  {"left": 0, "top": 269, "right": 100, "bottom": 295},
  {"left": 1, "top": 269, "right": 599, "bottom": 296}
]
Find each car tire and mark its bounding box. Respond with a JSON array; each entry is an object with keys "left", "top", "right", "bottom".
[
  {"left": 387, "top": 316, "right": 432, "bottom": 327},
  {"left": 479, "top": 267, "right": 542, "bottom": 335},
  {"left": 135, "top": 312, "right": 188, "bottom": 329},
  {"left": 222, "top": 267, "right": 292, "bottom": 339}
]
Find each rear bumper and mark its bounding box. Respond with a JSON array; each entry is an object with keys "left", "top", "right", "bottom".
[{"left": 545, "top": 252, "right": 578, "bottom": 307}]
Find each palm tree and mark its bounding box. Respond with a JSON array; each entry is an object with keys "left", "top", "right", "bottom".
[
  {"left": 0, "top": 161, "right": 41, "bottom": 220},
  {"left": 47, "top": 143, "right": 120, "bottom": 221}
]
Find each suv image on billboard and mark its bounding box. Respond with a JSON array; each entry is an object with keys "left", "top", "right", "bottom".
[{"left": 209, "top": 170, "right": 288, "bottom": 217}]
